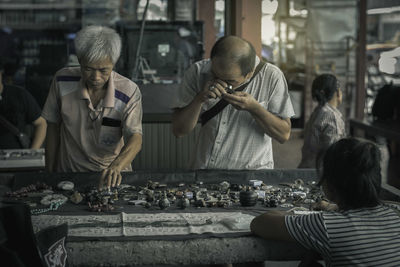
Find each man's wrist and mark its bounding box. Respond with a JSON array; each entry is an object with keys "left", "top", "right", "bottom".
[
  {"left": 247, "top": 101, "right": 263, "bottom": 114},
  {"left": 108, "top": 158, "right": 123, "bottom": 171},
  {"left": 194, "top": 92, "right": 207, "bottom": 105}
]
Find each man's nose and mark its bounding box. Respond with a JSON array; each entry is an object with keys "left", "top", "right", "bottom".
[{"left": 91, "top": 71, "right": 101, "bottom": 80}]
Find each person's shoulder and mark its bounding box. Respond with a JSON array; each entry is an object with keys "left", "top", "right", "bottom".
[
  {"left": 264, "top": 62, "right": 283, "bottom": 73},
  {"left": 54, "top": 67, "right": 81, "bottom": 81},
  {"left": 3, "top": 84, "right": 37, "bottom": 103},
  {"left": 261, "top": 62, "right": 285, "bottom": 80},
  {"left": 195, "top": 59, "right": 210, "bottom": 67},
  {"left": 112, "top": 71, "right": 141, "bottom": 98},
  {"left": 190, "top": 59, "right": 211, "bottom": 73},
  {"left": 308, "top": 106, "right": 336, "bottom": 131},
  {"left": 3, "top": 83, "right": 25, "bottom": 92},
  {"left": 320, "top": 104, "right": 341, "bottom": 120},
  {"left": 2, "top": 84, "right": 27, "bottom": 99}
]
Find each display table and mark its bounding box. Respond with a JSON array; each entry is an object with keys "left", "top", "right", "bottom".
[
  {"left": 0, "top": 149, "right": 45, "bottom": 171},
  {"left": 349, "top": 118, "right": 400, "bottom": 142},
  {"left": 2, "top": 169, "right": 397, "bottom": 266}
]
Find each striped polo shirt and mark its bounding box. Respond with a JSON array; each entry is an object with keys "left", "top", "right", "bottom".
[
  {"left": 298, "top": 103, "right": 346, "bottom": 168},
  {"left": 285, "top": 203, "right": 400, "bottom": 266},
  {"left": 42, "top": 67, "right": 142, "bottom": 172}
]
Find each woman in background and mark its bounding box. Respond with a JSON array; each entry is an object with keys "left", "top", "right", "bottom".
[{"left": 298, "top": 74, "right": 345, "bottom": 168}]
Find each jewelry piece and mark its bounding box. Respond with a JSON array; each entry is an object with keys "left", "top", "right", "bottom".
[
  {"left": 6, "top": 182, "right": 52, "bottom": 198},
  {"left": 40, "top": 194, "right": 68, "bottom": 206},
  {"left": 31, "top": 200, "right": 65, "bottom": 215},
  {"left": 57, "top": 181, "right": 74, "bottom": 191},
  {"left": 32, "top": 194, "right": 67, "bottom": 215}
]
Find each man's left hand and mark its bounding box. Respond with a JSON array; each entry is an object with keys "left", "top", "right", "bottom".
[
  {"left": 223, "top": 92, "right": 259, "bottom": 112},
  {"left": 99, "top": 165, "right": 122, "bottom": 190}
]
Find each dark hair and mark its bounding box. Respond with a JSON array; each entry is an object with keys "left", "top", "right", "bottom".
[
  {"left": 318, "top": 138, "right": 381, "bottom": 210},
  {"left": 210, "top": 36, "right": 256, "bottom": 76},
  {"left": 311, "top": 74, "right": 340, "bottom": 105},
  {"left": 0, "top": 57, "right": 4, "bottom": 72}
]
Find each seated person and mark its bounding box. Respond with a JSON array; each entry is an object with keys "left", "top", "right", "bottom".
[
  {"left": 42, "top": 25, "right": 143, "bottom": 190},
  {"left": 0, "top": 58, "right": 46, "bottom": 149},
  {"left": 251, "top": 137, "right": 400, "bottom": 266},
  {"left": 298, "top": 74, "right": 345, "bottom": 168}
]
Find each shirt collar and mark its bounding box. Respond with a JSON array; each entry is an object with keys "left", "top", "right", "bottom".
[
  {"left": 325, "top": 103, "right": 342, "bottom": 117},
  {"left": 79, "top": 71, "right": 115, "bottom": 108},
  {"left": 103, "top": 72, "right": 115, "bottom": 108}
]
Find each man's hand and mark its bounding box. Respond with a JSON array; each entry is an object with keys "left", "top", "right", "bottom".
[
  {"left": 223, "top": 91, "right": 291, "bottom": 143},
  {"left": 97, "top": 133, "right": 142, "bottom": 190},
  {"left": 312, "top": 200, "right": 338, "bottom": 211},
  {"left": 99, "top": 165, "right": 122, "bottom": 190},
  {"left": 196, "top": 79, "right": 231, "bottom": 102},
  {"left": 223, "top": 91, "right": 259, "bottom": 111}
]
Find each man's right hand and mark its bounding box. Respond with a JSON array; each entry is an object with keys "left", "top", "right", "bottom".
[{"left": 196, "top": 79, "right": 230, "bottom": 102}]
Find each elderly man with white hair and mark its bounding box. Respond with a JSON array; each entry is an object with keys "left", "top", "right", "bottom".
[{"left": 42, "top": 25, "right": 142, "bottom": 190}]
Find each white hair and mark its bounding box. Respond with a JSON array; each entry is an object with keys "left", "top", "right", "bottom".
[{"left": 74, "top": 25, "right": 121, "bottom": 64}]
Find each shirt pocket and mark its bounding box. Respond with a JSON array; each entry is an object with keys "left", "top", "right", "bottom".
[{"left": 98, "top": 117, "right": 123, "bottom": 149}]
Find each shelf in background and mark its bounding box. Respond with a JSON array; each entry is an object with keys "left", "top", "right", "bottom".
[{"left": 0, "top": 2, "right": 77, "bottom": 10}]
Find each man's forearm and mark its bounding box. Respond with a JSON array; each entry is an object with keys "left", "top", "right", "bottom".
[
  {"left": 45, "top": 122, "right": 60, "bottom": 172},
  {"left": 172, "top": 96, "right": 203, "bottom": 137},
  {"left": 31, "top": 116, "right": 47, "bottom": 149},
  {"left": 249, "top": 104, "right": 291, "bottom": 143},
  {"left": 109, "top": 133, "right": 142, "bottom": 170}
]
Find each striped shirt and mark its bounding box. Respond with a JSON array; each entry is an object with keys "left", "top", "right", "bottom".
[
  {"left": 174, "top": 57, "right": 295, "bottom": 170},
  {"left": 298, "top": 103, "right": 345, "bottom": 168},
  {"left": 42, "top": 67, "right": 142, "bottom": 172},
  {"left": 285, "top": 204, "right": 400, "bottom": 266}
]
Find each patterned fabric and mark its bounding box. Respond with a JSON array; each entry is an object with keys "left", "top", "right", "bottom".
[
  {"left": 298, "top": 104, "right": 345, "bottom": 168},
  {"left": 174, "top": 57, "right": 295, "bottom": 170},
  {"left": 285, "top": 204, "right": 400, "bottom": 266},
  {"left": 42, "top": 67, "right": 142, "bottom": 172}
]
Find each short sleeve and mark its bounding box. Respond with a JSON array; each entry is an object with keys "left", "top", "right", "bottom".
[
  {"left": 265, "top": 67, "right": 295, "bottom": 119},
  {"left": 173, "top": 61, "right": 203, "bottom": 109},
  {"left": 122, "top": 87, "right": 143, "bottom": 137},
  {"left": 285, "top": 213, "right": 330, "bottom": 257},
  {"left": 41, "top": 76, "right": 61, "bottom": 123}
]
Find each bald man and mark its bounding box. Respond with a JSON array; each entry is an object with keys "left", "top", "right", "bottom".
[{"left": 172, "top": 36, "right": 294, "bottom": 170}]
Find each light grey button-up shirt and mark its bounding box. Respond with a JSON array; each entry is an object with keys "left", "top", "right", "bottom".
[{"left": 175, "top": 57, "right": 295, "bottom": 170}]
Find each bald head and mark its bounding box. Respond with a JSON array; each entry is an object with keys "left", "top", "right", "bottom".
[{"left": 210, "top": 36, "right": 256, "bottom": 76}]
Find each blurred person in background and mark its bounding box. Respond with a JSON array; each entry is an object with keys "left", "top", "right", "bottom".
[
  {"left": 0, "top": 57, "right": 46, "bottom": 149},
  {"left": 298, "top": 74, "right": 345, "bottom": 168}
]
